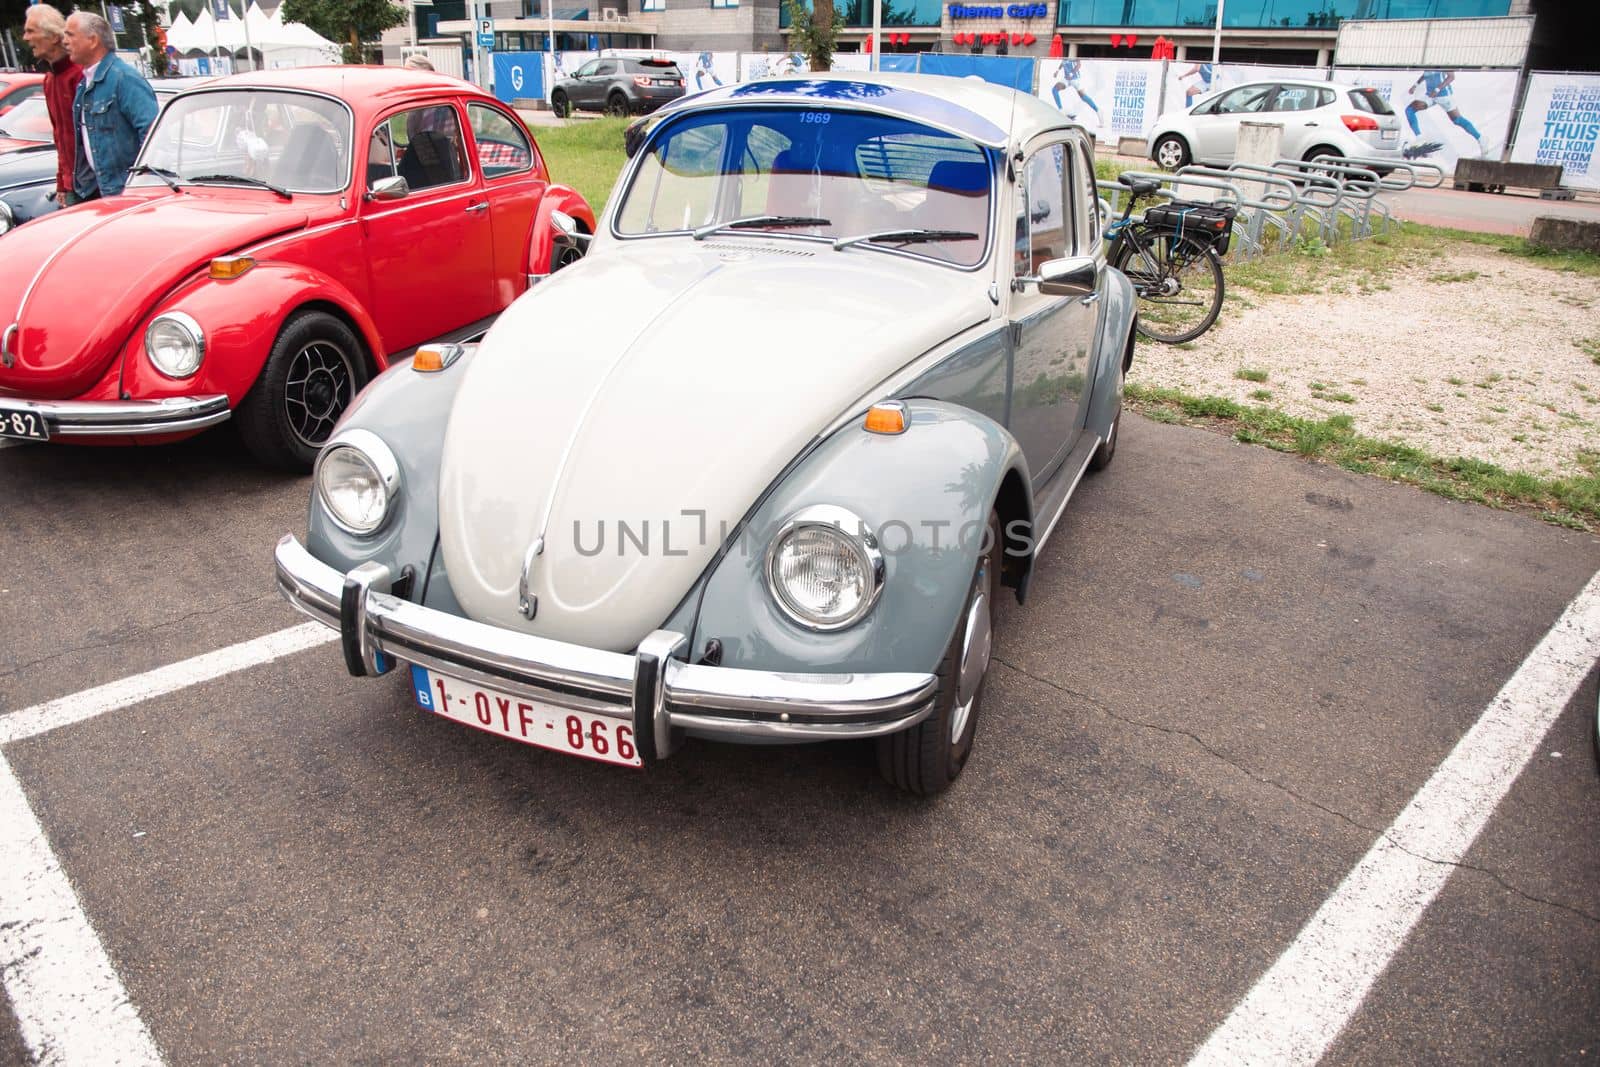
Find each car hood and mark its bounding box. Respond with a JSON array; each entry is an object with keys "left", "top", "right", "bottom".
[
  {"left": 0, "top": 143, "right": 54, "bottom": 187},
  {"left": 0, "top": 194, "right": 308, "bottom": 399},
  {"left": 438, "top": 240, "right": 993, "bottom": 652}
]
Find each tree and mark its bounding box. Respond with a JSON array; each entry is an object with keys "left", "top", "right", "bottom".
[
  {"left": 280, "top": 0, "right": 404, "bottom": 64},
  {"left": 1, "top": 0, "right": 35, "bottom": 68},
  {"left": 784, "top": 0, "right": 843, "bottom": 73}
]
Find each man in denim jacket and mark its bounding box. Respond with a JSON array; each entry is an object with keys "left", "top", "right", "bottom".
[{"left": 63, "top": 11, "right": 157, "bottom": 201}]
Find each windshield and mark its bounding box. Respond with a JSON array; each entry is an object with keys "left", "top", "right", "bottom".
[
  {"left": 615, "top": 107, "right": 995, "bottom": 268},
  {"left": 134, "top": 90, "right": 351, "bottom": 194},
  {"left": 0, "top": 96, "right": 51, "bottom": 142}
]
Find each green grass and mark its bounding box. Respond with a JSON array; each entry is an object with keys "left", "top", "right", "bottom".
[
  {"left": 535, "top": 116, "right": 631, "bottom": 215},
  {"left": 1234, "top": 367, "right": 1269, "bottom": 383},
  {"left": 1426, "top": 269, "right": 1481, "bottom": 284},
  {"left": 1250, "top": 389, "right": 1273, "bottom": 401},
  {"left": 1578, "top": 337, "right": 1600, "bottom": 366},
  {"left": 1126, "top": 383, "right": 1600, "bottom": 531}
]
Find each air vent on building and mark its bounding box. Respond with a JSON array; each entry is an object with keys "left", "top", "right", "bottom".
[{"left": 602, "top": 7, "right": 622, "bottom": 21}]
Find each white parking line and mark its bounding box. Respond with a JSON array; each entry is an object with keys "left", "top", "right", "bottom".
[
  {"left": 0, "top": 622, "right": 337, "bottom": 746},
  {"left": 0, "top": 622, "right": 337, "bottom": 1065},
  {"left": 1189, "top": 568, "right": 1600, "bottom": 1067},
  {"left": 0, "top": 751, "right": 163, "bottom": 1066}
]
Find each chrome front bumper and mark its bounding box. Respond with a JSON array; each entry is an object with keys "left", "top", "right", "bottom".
[
  {"left": 0, "top": 395, "right": 231, "bottom": 437},
  {"left": 273, "top": 535, "right": 937, "bottom": 758}
]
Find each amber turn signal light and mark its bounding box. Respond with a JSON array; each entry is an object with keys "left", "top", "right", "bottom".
[
  {"left": 863, "top": 401, "right": 907, "bottom": 435},
  {"left": 208, "top": 256, "right": 255, "bottom": 280},
  {"left": 412, "top": 343, "right": 469, "bottom": 373}
]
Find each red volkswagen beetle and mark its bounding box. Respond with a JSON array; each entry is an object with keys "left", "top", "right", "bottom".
[{"left": 0, "top": 67, "right": 594, "bottom": 469}]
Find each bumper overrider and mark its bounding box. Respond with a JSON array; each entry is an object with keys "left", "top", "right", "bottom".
[
  {"left": 273, "top": 535, "right": 938, "bottom": 760},
  {"left": 0, "top": 395, "right": 230, "bottom": 438}
]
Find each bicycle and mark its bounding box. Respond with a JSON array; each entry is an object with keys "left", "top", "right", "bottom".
[{"left": 1103, "top": 174, "right": 1231, "bottom": 345}]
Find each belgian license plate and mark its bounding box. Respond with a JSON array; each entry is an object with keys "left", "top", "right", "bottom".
[
  {"left": 1381, "top": 128, "right": 1398, "bottom": 141},
  {"left": 0, "top": 406, "right": 49, "bottom": 441},
  {"left": 410, "top": 665, "right": 641, "bottom": 768}
]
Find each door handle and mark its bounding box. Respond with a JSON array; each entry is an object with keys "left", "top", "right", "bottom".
[
  {"left": 1306, "top": 121, "right": 1318, "bottom": 127},
  {"left": 1080, "top": 291, "right": 1100, "bottom": 306},
  {"left": 465, "top": 201, "right": 488, "bottom": 214}
]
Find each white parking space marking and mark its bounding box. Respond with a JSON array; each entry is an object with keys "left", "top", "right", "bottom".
[
  {"left": 0, "top": 752, "right": 164, "bottom": 1066},
  {"left": 1, "top": 622, "right": 338, "bottom": 1065},
  {"left": 1190, "top": 568, "right": 1600, "bottom": 1067},
  {"left": 0, "top": 622, "right": 337, "bottom": 746}
]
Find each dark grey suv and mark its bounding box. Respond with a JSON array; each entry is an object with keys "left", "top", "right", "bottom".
[{"left": 551, "top": 58, "right": 685, "bottom": 118}]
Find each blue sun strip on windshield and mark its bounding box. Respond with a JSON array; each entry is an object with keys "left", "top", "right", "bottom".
[{"left": 660, "top": 79, "right": 1009, "bottom": 147}]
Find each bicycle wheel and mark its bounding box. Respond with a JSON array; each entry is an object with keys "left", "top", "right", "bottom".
[{"left": 1112, "top": 231, "right": 1225, "bottom": 344}]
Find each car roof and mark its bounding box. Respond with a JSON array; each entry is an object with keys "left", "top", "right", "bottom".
[
  {"left": 657, "top": 70, "right": 1074, "bottom": 149},
  {"left": 189, "top": 65, "right": 496, "bottom": 118}
]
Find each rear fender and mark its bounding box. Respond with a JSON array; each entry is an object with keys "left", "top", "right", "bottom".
[
  {"left": 117, "top": 262, "right": 386, "bottom": 405},
  {"left": 1084, "top": 264, "right": 1136, "bottom": 439},
  {"left": 526, "top": 185, "right": 596, "bottom": 280},
  {"left": 686, "top": 400, "right": 1032, "bottom": 676}
]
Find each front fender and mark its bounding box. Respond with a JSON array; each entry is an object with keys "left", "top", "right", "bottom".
[
  {"left": 686, "top": 400, "right": 1030, "bottom": 677},
  {"left": 1, "top": 181, "right": 55, "bottom": 226},
  {"left": 303, "top": 345, "right": 479, "bottom": 605},
  {"left": 117, "top": 261, "right": 387, "bottom": 404},
  {"left": 527, "top": 184, "right": 597, "bottom": 278}
]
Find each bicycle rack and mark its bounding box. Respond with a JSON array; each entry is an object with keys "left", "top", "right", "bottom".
[
  {"left": 1278, "top": 159, "right": 1383, "bottom": 239},
  {"left": 1224, "top": 162, "right": 1342, "bottom": 245},
  {"left": 1176, "top": 164, "right": 1300, "bottom": 259}
]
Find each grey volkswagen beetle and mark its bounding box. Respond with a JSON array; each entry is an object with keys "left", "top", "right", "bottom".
[{"left": 275, "top": 72, "right": 1137, "bottom": 794}]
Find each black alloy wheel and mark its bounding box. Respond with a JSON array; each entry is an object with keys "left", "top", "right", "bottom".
[
  {"left": 236, "top": 309, "right": 368, "bottom": 472},
  {"left": 606, "top": 91, "right": 629, "bottom": 118},
  {"left": 551, "top": 91, "right": 570, "bottom": 118}
]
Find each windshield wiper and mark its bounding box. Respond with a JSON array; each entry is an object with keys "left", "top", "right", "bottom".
[
  {"left": 692, "top": 215, "right": 829, "bottom": 240},
  {"left": 832, "top": 228, "right": 979, "bottom": 251},
  {"left": 189, "top": 173, "right": 293, "bottom": 200},
  {"left": 128, "top": 164, "right": 183, "bottom": 192}
]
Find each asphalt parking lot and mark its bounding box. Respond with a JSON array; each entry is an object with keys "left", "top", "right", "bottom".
[{"left": 1, "top": 415, "right": 1596, "bottom": 1064}]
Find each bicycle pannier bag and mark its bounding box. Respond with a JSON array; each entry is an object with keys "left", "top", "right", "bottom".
[{"left": 1142, "top": 200, "right": 1237, "bottom": 255}]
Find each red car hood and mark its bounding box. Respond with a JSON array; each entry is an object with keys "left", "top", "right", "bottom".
[{"left": 0, "top": 194, "right": 308, "bottom": 399}]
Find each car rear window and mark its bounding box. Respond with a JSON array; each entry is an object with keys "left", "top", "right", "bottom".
[
  {"left": 1348, "top": 88, "right": 1393, "bottom": 115},
  {"left": 629, "top": 59, "right": 681, "bottom": 75}
]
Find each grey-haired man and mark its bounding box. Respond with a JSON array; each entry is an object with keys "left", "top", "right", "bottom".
[{"left": 63, "top": 11, "right": 157, "bottom": 201}]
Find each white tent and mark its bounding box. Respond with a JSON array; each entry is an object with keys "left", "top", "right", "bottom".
[{"left": 166, "top": 2, "right": 338, "bottom": 70}]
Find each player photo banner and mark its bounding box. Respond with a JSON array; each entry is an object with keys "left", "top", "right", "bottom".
[
  {"left": 1333, "top": 67, "right": 1518, "bottom": 172},
  {"left": 740, "top": 52, "right": 810, "bottom": 82},
  {"left": 1037, "top": 59, "right": 1163, "bottom": 147},
  {"left": 1509, "top": 73, "right": 1600, "bottom": 191},
  {"left": 663, "top": 52, "right": 739, "bottom": 96}
]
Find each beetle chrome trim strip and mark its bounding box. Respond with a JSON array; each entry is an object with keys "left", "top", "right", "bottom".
[
  {"left": 274, "top": 534, "right": 938, "bottom": 745},
  {"left": 0, "top": 395, "right": 231, "bottom": 436},
  {"left": 1033, "top": 434, "right": 1101, "bottom": 554}
]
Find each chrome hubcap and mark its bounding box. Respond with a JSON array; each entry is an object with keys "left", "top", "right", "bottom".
[
  {"left": 1158, "top": 142, "right": 1181, "bottom": 168},
  {"left": 952, "top": 585, "right": 991, "bottom": 744}
]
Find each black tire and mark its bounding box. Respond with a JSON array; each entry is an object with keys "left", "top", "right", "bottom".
[
  {"left": 1303, "top": 145, "right": 1341, "bottom": 163},
  {"left": 552, "top": 226, "right": 585, "bottom": 272},
  {"left": 551, "top": 91, "right": 569, "bottom": 119},
  {"left": 236, "top": 310, "right": 368, "bottom": 472},
  {"left": 606, "top": 92, "right": 629, "bottom": 118},
  {"left": 1113, "top": 234, "right": 1225, "bottom": 345},
  {"left": 877, "top": 513, "right": 1000, "bottom": 796},
  {"left": 1153, "top": 134, "right": 1191, "bottom": 171}
]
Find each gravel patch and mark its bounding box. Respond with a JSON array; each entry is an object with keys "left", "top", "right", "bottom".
[{"left": 1128, "top": 247, "right": 1600, "bottom": 479}]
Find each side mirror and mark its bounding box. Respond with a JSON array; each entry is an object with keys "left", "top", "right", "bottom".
[
  {"left": 366, "top": 175, "right": 409, "bottom": 202},
  {"left": 551, "top": 209, "right": 592, "bottom": 246},
  {"left": 1034, "top": 256, "right": 1098, "bottom": 297}
]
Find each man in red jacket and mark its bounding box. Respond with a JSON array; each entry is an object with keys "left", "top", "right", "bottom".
[{"left": 21, "top": 4, "right": 85, "bottom": 207}]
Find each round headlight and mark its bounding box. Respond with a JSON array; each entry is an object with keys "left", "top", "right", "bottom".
[
  {"left": 144, "top": 312, "right": 205, "bottom": 379},
  {"left": 316, "top": 429, "right": 400, "bottom": 535},
  {"left": 0, "top": 201, "right": 14, "bottom": 236},
  {"left": 765, "top": 505, "right": 885, "bottom": 631}
]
